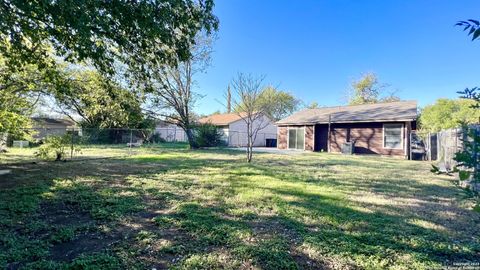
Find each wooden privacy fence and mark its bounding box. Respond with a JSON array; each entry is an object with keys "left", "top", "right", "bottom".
[{"left": 423, "top": 125, "right": 479, "bottom": 170}]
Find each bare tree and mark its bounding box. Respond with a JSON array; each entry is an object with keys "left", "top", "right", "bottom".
[
  {"left": 231, "top": 73, "right": 269, "bottom": 163},
  {"left": 146, "top": 33, "right": 214, "bottom": 148}
]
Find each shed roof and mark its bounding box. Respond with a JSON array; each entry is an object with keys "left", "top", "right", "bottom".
[
  {"left": 198, "top": 113, "right": 247, "bottom": 126},
  {"left": 277, "top": 100, "right": 417, "bottom": 125}
]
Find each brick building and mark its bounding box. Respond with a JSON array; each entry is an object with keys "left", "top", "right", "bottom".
[{"left": 276, "top": 101, "right": 417, "bottom": 158}]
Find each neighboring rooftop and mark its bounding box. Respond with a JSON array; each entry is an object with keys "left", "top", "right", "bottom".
[
  {"left": 277, "top": 100, "right": 418, "bottom": 125},
  {"left": 155, "top": 119, "right": 180, "bottom": 127},
  {"left": 199, "top": 112, "right": 247, "bottom": 126},
  {"left": 31, "top": 117, "right": 76, "bottom": 126}
]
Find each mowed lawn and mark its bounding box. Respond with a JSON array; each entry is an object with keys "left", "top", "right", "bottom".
[{"left": 1, "top": 146, "right": 479, "bottom": 269}]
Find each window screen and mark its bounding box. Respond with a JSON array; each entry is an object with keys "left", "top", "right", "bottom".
[{"left": 383, "top": 124, "right": 403, "bottom": 149}]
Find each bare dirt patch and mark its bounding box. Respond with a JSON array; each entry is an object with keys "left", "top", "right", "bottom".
[{"left": 49, "top": 231, "right": 120, "bottom": 262}]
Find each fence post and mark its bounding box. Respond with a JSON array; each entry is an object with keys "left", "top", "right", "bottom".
[
  {"left": 430, "top": 132, "right": 434, "bottom": 161},
  {"left": 70, "top": 128, "right": 74, "bottom": 160},
  {"left": 409, "top": 131, "right": 412, "bottom": 160},
  {"left": 0, "top": 132, "right": 7, "bottom": 152},
  {"left": 455, "top": 128, "right": 458, "bottom": 151},
  {"left": 129, "top": 129, "right": 133, "bottom": 155},
  {"left": 474, "top": 128, "right": 478, "bottom": 179}
]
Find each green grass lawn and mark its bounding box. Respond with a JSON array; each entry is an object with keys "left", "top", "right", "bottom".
[
  {"left": 0, "top": 143, "right": 190, "bottom": 164},
  {"left": 0, "top": 147, "right": 479, "bottom": 269}
]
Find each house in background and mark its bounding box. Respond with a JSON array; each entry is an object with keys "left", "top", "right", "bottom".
[
  {"left": 276, "top": 101, "right": 418, "bottom": 158},
  {"left": 199, "top": 112, "right": 277, "bottom": 147},
  {"left": 31, "top": 117, "right": 77, "bottom": 139},
  {"left": 154, "top": 120, "right": 187, "bottom": 142}
]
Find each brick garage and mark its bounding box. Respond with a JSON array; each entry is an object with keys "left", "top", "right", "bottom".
[{"left": 276, "top": 101, "right": 417, "bottom": 159}]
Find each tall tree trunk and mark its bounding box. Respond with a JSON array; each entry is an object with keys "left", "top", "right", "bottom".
[
  {"left": 0, "top": 132, "right": 7, "bottom": 153},
  {"left": 185, "top": 127, "right": 197, "bottom": 149},
  {"left": 246, "top": 122, "right": 252, "bottom": 163}
]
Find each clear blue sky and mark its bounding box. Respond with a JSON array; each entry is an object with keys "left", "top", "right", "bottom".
[{"left": 195, "top": 0, "right": 480, "bottom": 115}]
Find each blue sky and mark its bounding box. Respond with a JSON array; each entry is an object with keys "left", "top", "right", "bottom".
[{"left": 194, "top": 0, "right": 480, "bottom": 115}]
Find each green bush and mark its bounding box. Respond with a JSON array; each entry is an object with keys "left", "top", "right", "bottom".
[
  {"left": 147, "top": 133, "right": 166, "bottom": 144},
  {"left": 193, "top": 123, "right": 225, "bottom": 148},
  {"left": 80, "top": 129, "right": 124, "bottom": 144},
  {"left": 35, "top": 134, "right": 80, "bottom": 161}
]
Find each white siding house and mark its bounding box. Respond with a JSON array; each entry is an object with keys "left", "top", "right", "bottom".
[
  {"left": 154, "top": 120, "right": 187, "bottom": 142},
  {"left": 199, "top": 113, "right": 277, "bottom": 147}
]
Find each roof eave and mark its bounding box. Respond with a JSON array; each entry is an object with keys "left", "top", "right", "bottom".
[{"left": 277, "top": 117, "right": 417, "bottom": 126}]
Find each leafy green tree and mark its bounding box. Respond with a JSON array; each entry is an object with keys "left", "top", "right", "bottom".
[
  {"left": 52, "top": 69, "right": 152, "bottom": 129},
  {"left": 0, "top": 1, "right": 218, "bottom": 148},
  {"left": 254, "top": 87, "right": 301, "bottom": 122},
  {"left": 307, "top": 101, "right": 320, "bottom": 109},
  {"left": 347, "top": 73, "right": 400, "bottom": 105},
  {"left": 456, "top": 20, "right": 480, "bottom": 40},
  {"left": 0, "top": 0, "right": 218, "bottom": 76},
  {"left": 454, "top": 19, "right": 480, "bottom": 184},
  {"left": 0, "top": 53, "right": 62, "bottom": 150},
  {"left": 455, "top": 128, "right": 480, "bottom": 182},
  {"left": 234, "top": 86, "right": 301, "bottom": 121},
  {"left": 419, "top": 98, "right": 480, "bottom": 134},
  {"left": 458, "top": 87, "right": 480, "bottom": 108}
]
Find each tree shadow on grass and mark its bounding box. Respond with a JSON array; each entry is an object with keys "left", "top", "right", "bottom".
[
  {"left": 142, "top": 187, "right": 478, "bottom": 269},
  {"left": 222, "top": 160, "right": 480, "bottom": 257},
  {"left": 0, "top": 150, "right": 479, "bottom": 269},
  {"left": 0, "top": 153, "right": 248, "bottom": 268}
]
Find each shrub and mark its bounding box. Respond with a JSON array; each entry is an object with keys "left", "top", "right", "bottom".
[
  {"left": 147, "top": 133, "right": 166, "bottom": 144},
  {"left": 193, "top": 123, "right": 225, "bottom": 148},
  {"left": 80, "top": 129, "right": 121, "bottom": 144},
  {"left": 35, "top": 134, "right": 80, "bottom": 161}
]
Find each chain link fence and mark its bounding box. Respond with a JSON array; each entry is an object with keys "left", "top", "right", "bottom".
[
  {"left": 0, "top": 127, "right": 190, "bottom": 164},
  {"left": 1, "top": 126, "right": 280, "bottom": 165}
]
